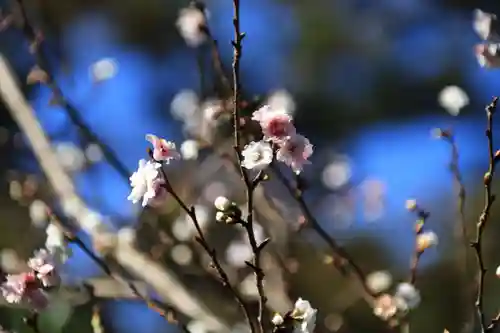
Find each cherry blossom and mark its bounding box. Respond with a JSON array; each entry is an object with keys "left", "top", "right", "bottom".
[
  {"left": 276, "top": 134, "right": 314, "bottom": 174},
  {"left": 146, "top": 134, "right": 180, "bottom": 163}
]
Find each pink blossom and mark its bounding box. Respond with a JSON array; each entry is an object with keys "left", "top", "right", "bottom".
[
  {"left": 276, "top": 134, "right": 314, "bottom": 174},
  {"left": 475, "top": 43, "right": 500, "bottom": 68},
  {"left": 1, "top": 273, "right": 49, "bottom": 311},
  {"left": 145, "top": 134, "right": 180, "bottom": 163},
  {"left": 260, "top": 113, "right": 296, "bottom": 142},
  {"left": 27, "top": 249, "right": 59, "bottom": 287}
]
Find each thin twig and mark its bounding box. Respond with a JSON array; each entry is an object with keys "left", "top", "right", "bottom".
[
  {"left": 471, "top": 97, "right": 499, "bottom": 333},
  {"left": 47, "top": 210, "right": 191, "bottom": 333},
  {"left": 157, "top": 165, "right": 256, "bottom": 333},
  {"left": 270, "top": 163, "right": 376, "bottom": 299},
  {"left": 13, "top": 0, "right": 130, "bottom": 181}
]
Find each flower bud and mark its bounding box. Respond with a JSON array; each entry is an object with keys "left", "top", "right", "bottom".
[
  {"left": 215, "top": 211, "right": 225, "bottom": 223},
  {"left": 416, "top": 231, "right": 438, "bottom": 252},
  {"left": 214, "top": 196, "right": 231, "bottom": 211}
]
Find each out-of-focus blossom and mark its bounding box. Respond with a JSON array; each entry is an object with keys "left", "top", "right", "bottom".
[
  {"left": 29, "top": 200, "right": 48, "bottom": 228},
  {"left": 85, "top": 144, "right": 104, "bottom": 163},
  {"left": 171, "top": 244, "right": 193, "bottom": 265},
  {"left": 267, "top": 90, "right": 296, "bottom": 116},
  {"left": 272, "top": 313, "right": 284, "bottom": 326},
  {"left": 0, "top": 249, "right": 22, "bottom": 272},
  {"left": 276, "top": 134, "right": 314, "bottom": 174},
  {"left": 90, "top": 58, "right": 118, "bottom": 82},
  {"left": 146, "top": 134, "right": 180, "bottom": 163},
  {"left": 27, "top": 249, "right": 59, "bottom": 287},
  {"left": 226, "top": 242, "right": 252, "bottom": 267},
  {"left": 394, "top": 283, "right": 421, "bottom": 309},
  {"left": 416, "top": 231, "right": 438, "bottom": 252},
  {"left": 214, "top": 196, "right": 231, "bottom": 211},
  {"left": 438, "top": 85, "right": 469, "bottom": 116},
  {"left": 180, "top": 140, "right": 199, "bottom": 160},
  {"left": 45, "top": 224, "right": 71, "bottom": 264},
  {"left": 1, "top": 273, "right": 49, "bottom": 310},
  {"left": 176, "top": 6, "right": 207, "bottom": 47},
  {"left": 54, "top": 142, "right": 85, "bottom": 172},
  {"left": 322, "top": 157, "right": 351, "bottom": 189},
  {"left": 475, "top": 43, "right": 500, "bottom": 68},
  {"left": 127, "top": 159, "right": 162, "bottom": 207},
  {"left": 474, "top": 10, "right": 500, "bottom": 42},
  {"left": 171, "top": 90, "right": 199, "bottom": 120},
  {"left": 291, "top": 298, "right": 317, "bottom": 333},
  {"left": 373, "top": 294, "right": 406, "bottom": 321},
  {"left": 241, "top": 141, "right": 273, "bottom": 170},
  {"left": 117, "top": 227, "right": 136, "bottom": 245},
  {"left": 366, "top": 270, "right": 392, "bottom": 293}
]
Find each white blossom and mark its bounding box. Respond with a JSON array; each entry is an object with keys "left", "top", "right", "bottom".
[
  {"left": 416, "top": 231, "right": 438, "bottom": 252},
  {"left": 475, "top": 43, "right": 500, "bottom": 68},
  {"left": 127, "top": 159, "right": 162, "bottom": 207},
  {"left": 366, "top": 270, "right": 392, "bottom": 293},
  {"left": 272, "top": 313, "right": 284, "bottom": 326},
  {"left": 214, "top": 196, "right": 231, "bottom": 211},
  {"left": 180, "top": 140, "right": 199, "bottom": 160},
  {"left": 394, "top": 283, "right": 421, "bottom": 309},
  {"left": 292, "top": 298, "right": 317, "bottom": 333},
  {"left": 90, "top": 58, "right": 118, "bottom": 82},
  {"left": 241, "top": 141, "right": 273, "bottom": 171},
  {"left": 474, "top": 9, "right": 500, "bottom": 42},
  {"left": 438, "top": 85, "right": 469, "bottom": 116},
  {"left": 176, "top": 7, "right": 207, "bottom": 47}
]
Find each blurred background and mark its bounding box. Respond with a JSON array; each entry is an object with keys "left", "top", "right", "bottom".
[{"left": 1, "top": 0, "right": 500, "bottom": 332}]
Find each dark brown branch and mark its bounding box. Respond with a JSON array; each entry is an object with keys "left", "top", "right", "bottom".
[
  {"left": 157, "top": 165, "right": 256, "bottom": 333},
  {"left": 14, "top": 0, "right": 130, "bottom": 181},
  {"left": 47, "top": 210, "right": 191, "bottom": 333},
  {"left": 471, "top": 97, "right": 499, "bottom": 333},
  {"left": 229, "top": 1, "right": 266, "bottom": 333},
  {"left": 270, "top": 163, "right": 376, "bottom": 299}
]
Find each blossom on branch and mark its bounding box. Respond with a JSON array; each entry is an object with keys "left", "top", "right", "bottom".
[
  {"left": 27, "top": 249, "right": 59, "bottom": 287},
  {"left": 276, "top": 134, "right": 314, "bottom": 174},
  {"left": 146, "top": 134, "right": 180, "bottom": 163},
  {"left": 1, "top": 273, "right": 48, "bottom": 311},
  {"left": 127, "top": 159, "right": 163, "bottom": 207},
  {"left": 252, "top": 105, "right": 296, "bottom": 142},
  {"left": 291, "top": 298, "right": 317, "bottom": 333},
  {"left": 176, "top": 6, "right": 208, "bottom": 47},
  {"left": 241, "top": 141, "right": 273, "bottom": 170},
  {"left": 474, "top": 9, "right": 500, "bottom": 42}
]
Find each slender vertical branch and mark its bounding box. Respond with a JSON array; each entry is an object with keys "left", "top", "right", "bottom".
[
  {"left": 157, "top": 165, "right": 256, "bottom": 333},
  {"left": 229, "top": 2, "right": 267, "bottom": 333},
  {"left": 471, "top": 97, "right": 499, "bottom": 333},
  {"left": 14, "top": 0, "right": 130, "bottom": 181}
]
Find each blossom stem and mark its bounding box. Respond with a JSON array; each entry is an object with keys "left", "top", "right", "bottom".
[
  {"left": 14, "top": 0, "right": 130, "bottom": 181},
  {"left": 158, "top": 165, "right": 256, "bottom": 333},
  {"left": 471, "top": 97, "right": 499, "bottom": 333},
  {"left": 270, "top": 163, "right": 376, "bottom": 299}
]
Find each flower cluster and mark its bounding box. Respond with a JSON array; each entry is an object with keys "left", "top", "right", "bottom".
[
  {"left": 1, "top": 224, "right": 68, "bottom": 311},
  {"left": 272, "top": 298, "right": 317, "bottom": 333},
  {"left": 373, "top": 283, "right": 421, "bottom": 325},
  {"left": 242, "top": 103, "right": 314, "bottom": 174},
  {"left": 127, "top": 135, "right": 180, "bottom": 207},
  {"left": 474, "top": 9, "right": 500, "bottom": 68}
]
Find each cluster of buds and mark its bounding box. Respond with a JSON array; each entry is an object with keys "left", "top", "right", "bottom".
[
  {"left": 372, "top": 283, "right": 421, "bottom": 325},
  {"left": 271, "top": 298, "right": 317, "bottom": 333},
  {"left": 214, "top": 196, "right": 242, "bottom": 224}
]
